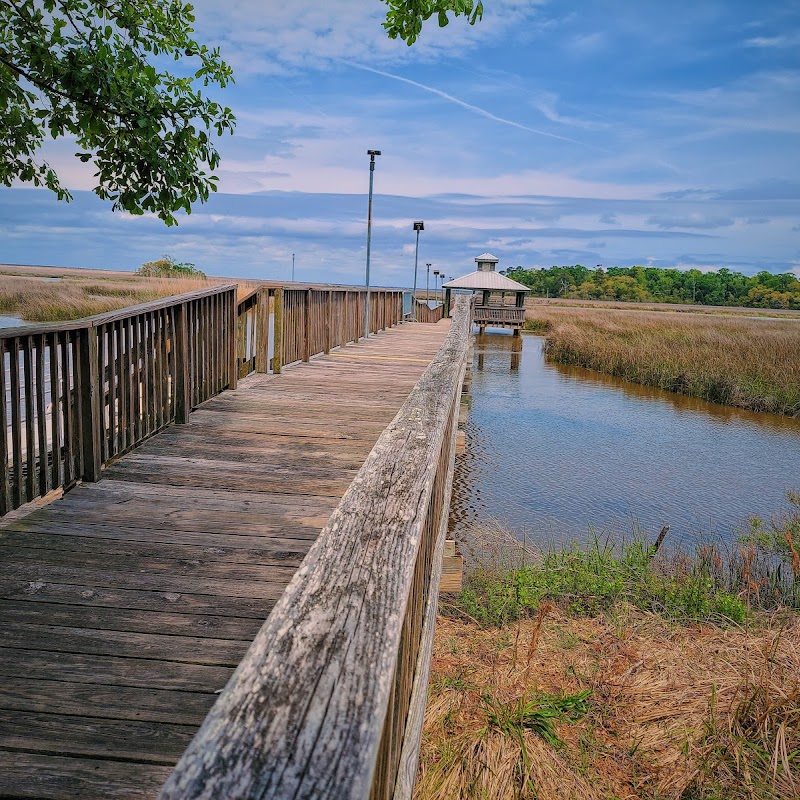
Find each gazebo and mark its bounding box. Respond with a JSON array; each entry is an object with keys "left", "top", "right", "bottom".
[{"left": 442, "top": 253, "right": 529, "bottom": 333}]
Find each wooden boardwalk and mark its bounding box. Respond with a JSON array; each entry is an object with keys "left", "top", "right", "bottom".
[{"left": 0, "top": 321, "right": 449, "bottom": 800}]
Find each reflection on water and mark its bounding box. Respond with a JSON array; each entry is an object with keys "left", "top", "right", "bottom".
[{"left": 451, "top": 331, "right": 800, "bottom": 546}]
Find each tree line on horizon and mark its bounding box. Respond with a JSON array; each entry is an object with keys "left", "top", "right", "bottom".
[{"left": 503, "top": 264, "right": 800, "bottom": 309}]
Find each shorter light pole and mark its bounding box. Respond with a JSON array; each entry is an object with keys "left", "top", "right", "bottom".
[
  {"left": 433, "top": 270, "right": 440, "bottom": 300},
  {"left": 364, "top": 149, "right": 381, "bottom": 338},
  {"left": 412, "top": 221, "right": 424, "bottom": 320},
  {"left": 426, "top": 262, "right": 432, "bottom": 301},
  {"left": 292, "top": 253, "right": 295, "bottom": 282}
]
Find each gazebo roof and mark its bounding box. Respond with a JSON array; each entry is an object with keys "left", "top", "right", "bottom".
[{"left": 442, "top": 270, "right": 529, "bottom": 292}]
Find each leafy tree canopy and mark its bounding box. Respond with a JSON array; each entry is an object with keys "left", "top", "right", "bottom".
[
  {"left": 135, "top": 255, "right": 205, "bottom": 278},
  {"left": 1, "top": 1, "right": 483, "bottom": 225},
  {"left": 382, "top": 0, "right": 484, "bottom": 45},
  {"left": 505, "top": 264, "right": 800, "bottom": 310},
  {"left": 0, "top": 0, "right": 236, "bottom": 226}
]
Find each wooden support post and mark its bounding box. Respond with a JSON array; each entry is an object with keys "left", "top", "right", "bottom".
[
  {"left": 255, "top": 287, "right": 270, "bottom": 373},
  {"left": 79, "top": 326, "right": 102, "bottom": 482},
  {"left": 173, "top": 303, "right": 191, "bottom": 423},
  {"left": 271, "top": 288, "right": 283, "bottom": 374},
  {"left": 324, "top": 290, "right": 332, "bottom": 354},
  {"left": 227, "top": 289, "right": 238, "bottom": 390},
  {"left": 303, "top": 289, "right": 312, "bottom": 362}
]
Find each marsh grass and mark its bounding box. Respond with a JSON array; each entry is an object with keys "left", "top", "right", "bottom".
[
  {"left": 0, "top": 274, "right": 257, "bottom": 322},
  {"left": 524, "top": 307, "right": 800, "bottom": 416},
  {"left": 418, "top": 499, "right": 800, "bottom": 799}
]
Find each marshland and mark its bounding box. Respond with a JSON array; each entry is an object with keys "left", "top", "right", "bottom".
[{"left": 420, "top": 313, "right": 800, "bottom": 800}]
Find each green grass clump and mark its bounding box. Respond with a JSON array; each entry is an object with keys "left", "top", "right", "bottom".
[{"left": 455, "top": 535, "right": 750, "bottom": 627}]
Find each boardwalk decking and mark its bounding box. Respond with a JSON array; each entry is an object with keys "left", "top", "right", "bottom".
[{"left": 0, "top": 321, "right": 449, "bottom": 800}]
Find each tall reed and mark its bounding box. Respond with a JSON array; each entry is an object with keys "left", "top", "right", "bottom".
[{"left": 526, "top": 306, "right": 800, "bottom": 416}]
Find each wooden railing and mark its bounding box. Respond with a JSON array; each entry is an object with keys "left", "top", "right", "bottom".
[
  {"left": 1, "top": 284, "right": 407, "bottom": 517},
  {"left": 415, "top": 300, "right": 444, "bottom": 324},
  {"left": 473, "top": 305, "right": 525, "bottom": 324},
  {"left": 236, "top": 287, "right": 405, "bottom": 377},
  {"left": 0, "top": 285, "right": 236, "bottom": 516},
  {"left": 160, "top": 295, "right": 472, "bottom": 800}
]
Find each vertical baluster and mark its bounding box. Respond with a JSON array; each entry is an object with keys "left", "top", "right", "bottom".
[
  {"left": 188, "top": 302, "right": 197, "bottom": 408},
  {"left": 59, "top": 334, "right": 74, "bottom": 487},
  {"left": 107, "top": 324, "right": 117, "bottom": 457},
  {"left": 117, "top": 320, "right": 127, "bottom": 453},
  {"left": 165, "top": 307, "right": 172, "bottom": 421},
  {"left": 0, "top": 339, "right": 10, "bottom": 514},
  {"left": 126, "top": 317, "right": 135, "bottom": 445},
  {"left": 49, "top": 332, "right": 61, "bottom": 492},
  {"left": 23, "top": 338, "right": 36, "bottom": 502},
  {"left": 161, "top": 309, "right": 170, "bottom": 424},
  {"left": 78, "top": 326, "right": 101, "bottom": 482},
  {"left": 154, "top": 310, "right": 164, "bottom": 429},
  {"left": 35, "top": 334, "right": 49, "bottom": 496},
  {"left": 97, "top": 325, "right": 107, "bottom": 463},
  {"left": 9, "top": 338, "right": 23, "bottom": 508},
  {"left": 132, "top": 315, "right": 142, "bottom": 441}
]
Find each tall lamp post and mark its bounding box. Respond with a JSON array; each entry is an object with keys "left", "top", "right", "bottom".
[
  {"left": 364, "top": 149, "right": 381, "bottom": 339},
  {"left": 433, "top": 269, "right": 440, "bottom": 300},
  {"left": 412, "top": 221, "right": 424, "bottom": 320},
  {"left": 426, "top": 262, "right": 432, "bottom": 301}
]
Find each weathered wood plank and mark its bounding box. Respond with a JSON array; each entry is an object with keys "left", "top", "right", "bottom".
[
  {"left": 0, "top": 752, "right": 172, "bottom": 800},
  {"left": 0, "top": 709, "right": 196, "bottom": 764},
  {"left": 0, "top": 312, "right": 451, "bottom": 800},
  {"left": 159, "top": 297, "right": 470, "bottom": 800},
  {"left": 0, "top": 677, "right": 215, "bottom": 726}
]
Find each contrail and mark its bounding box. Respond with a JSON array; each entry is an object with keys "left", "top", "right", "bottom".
[{"left": 344, "top": 62, "right": 598, "bottom": 149}]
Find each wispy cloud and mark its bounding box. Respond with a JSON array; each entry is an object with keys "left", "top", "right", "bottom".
[{"left": 344, "top": 63, "right": 602, "bottom": 151}]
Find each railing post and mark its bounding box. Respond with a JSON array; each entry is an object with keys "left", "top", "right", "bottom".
[
  {"left": 173, "top": 303, "right": 191, "bottom": 424},
  {"left": 255, "top": 287, "right": 270, "bottom": 373},
  {"left": 79, "top": 326, "right": 102, "bottom": 482},
  {"left": 227, "top": 289, "right": 238, "bottom": 390},
  {"left": 324, "top": 290, "right": 332, "bottom": 354},
  {"left": 303, "top": 289, "right": 312, "bottom": 362},
  {"left": 272, "top": 288, "right": 284, "bottom": 374}
]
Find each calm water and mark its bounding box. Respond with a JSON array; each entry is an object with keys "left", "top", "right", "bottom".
[{"left": 450, "top": 331, "right": 800, "bottom": 547}]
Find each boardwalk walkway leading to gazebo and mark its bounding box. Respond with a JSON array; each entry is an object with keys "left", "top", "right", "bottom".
[{"left": 0, "top": 318, "right": 450, "bottom": 799}]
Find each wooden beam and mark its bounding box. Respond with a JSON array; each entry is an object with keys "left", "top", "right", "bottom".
[
  {"left": 78, "top": 327, "right": 102, "bottom": 482},
  {"left": 159, "top": 297, "right": 472, "bottom": 800},
  {"left": 271, "top": 288, "right": 283, "bottom": 375},
  {"left": 255, "top": 288, "right": 270, "bottom": 374}
]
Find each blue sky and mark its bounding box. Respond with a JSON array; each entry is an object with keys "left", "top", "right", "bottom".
[{"left": 2, "top": 0, "right": 799, "bottom": 285}]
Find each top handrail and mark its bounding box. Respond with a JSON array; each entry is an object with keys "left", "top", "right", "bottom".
[
  {"left": 160, "top": 295, "right": 471, "bottom": 800},
  {"left": 0, "top": 283, "right": 237, "bottom": 338}
]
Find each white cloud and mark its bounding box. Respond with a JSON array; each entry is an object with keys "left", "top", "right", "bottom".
[{"left": 191, "top": 0, "right": 546, "bottom": 76}]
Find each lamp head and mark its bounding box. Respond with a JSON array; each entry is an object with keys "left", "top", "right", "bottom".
[
  {"left": 367, "top": 149, "right": 382, "bottom": 156},
  {"left": 413, "top": 220, "right": 425, "bottom": 231}
]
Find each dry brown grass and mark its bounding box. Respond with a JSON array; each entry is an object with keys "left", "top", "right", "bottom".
[
  {"left": 0, "top": 272, "right": 257, "bottom": 322},
  {"left": 525, "top": 306, "right": 800, "bottom": 416},
  {"left": 417, "top": 609, "right": 800, "bottom": 800}
]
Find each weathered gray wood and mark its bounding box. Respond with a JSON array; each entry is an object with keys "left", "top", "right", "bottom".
[
  {"left": 173, "top": 302, "right": 191, "bottom": 424},
  {"left": 272, "top": 287, "right": 284, "bottom": 374},
  {"left": 0, "top": 753, "right": 172, "bottom": 800},
  {"left": 159, "top": 297, "right": 470, "bottom": 800},
  {"left": 79, "top": 326, "right": 102, "bottom": 482},
  {"left": 255, "top": 287, "right": 270, "bottom": 373},
  {"left": 394, "top": 394, "right": 462, "bottom": 799}
]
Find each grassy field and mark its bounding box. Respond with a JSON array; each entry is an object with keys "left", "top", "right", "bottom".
[
  {"left": 417, "top": 497, "right": 800, "bottom": 799},
  {"left": 0, "top": 265, "right": 253, "bottom": 322},
  {"left": 524, "top": 305, "right": 800, "bottom": 417}
]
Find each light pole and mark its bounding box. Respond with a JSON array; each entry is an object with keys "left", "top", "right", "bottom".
[
  {"left": 426, "top": 262, "right": 432, "bottom": 301},
  {"left": 292, "top": 253, "right": 295, "bottom": 282},
  {"left": 412, "top": 221, "right": 424, "bottom": 320},
  {"left": 433, "top": 269, "right": 440, "bottom": 300},
  {"left": 364, "top": 149, "right": 381, "bottom": 339}
]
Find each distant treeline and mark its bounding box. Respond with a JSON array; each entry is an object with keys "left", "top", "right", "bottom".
[{"left": 504, "top": 265, "right": 800, "bottom": 309}]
